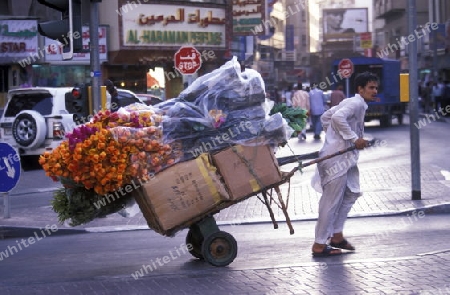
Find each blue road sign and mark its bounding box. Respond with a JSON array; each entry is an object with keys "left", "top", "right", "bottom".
[{"left": 0, "top": 143, "right": 21, "bottom": 193}]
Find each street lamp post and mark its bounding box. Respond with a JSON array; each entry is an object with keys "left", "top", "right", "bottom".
[{"left": 408, "top": 0, "right": 422, "bottom": 200}]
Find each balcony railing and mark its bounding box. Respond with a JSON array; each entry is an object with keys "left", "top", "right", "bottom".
[{"left": 375, "top": 0, "right": 405, "bottom": 19}]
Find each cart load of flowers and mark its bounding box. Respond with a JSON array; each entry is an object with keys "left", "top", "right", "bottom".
[{"left": 40, "top": 57, "right": 307, "bottom": 227}]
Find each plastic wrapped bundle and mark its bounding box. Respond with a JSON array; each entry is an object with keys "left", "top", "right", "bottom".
[
  {"left": 155, "top": 57, "right": 292, "bottom": 163},
  {"left": 162, "top": 100, "right": 204, "bottom": 119},
  {"left": 220, "top": 105, "right": 267, "bottom": 129},
  {"left": 178, "top": 57, "right": 266, "bottom": 119},
  {"left": 178, "top": 57, "right": 241, "bottom": 103},
  {"left": 213, "top": 68, "right": 266, "bottom": 111},
  {"left": 260, "top": 112, "right": 294, "bottom": 144},
  {"left": 179, "top": 112, "right": 294, "bottom": 162},
  {"left": 200, "top": 68, "right": 266, "bottom": 113}
]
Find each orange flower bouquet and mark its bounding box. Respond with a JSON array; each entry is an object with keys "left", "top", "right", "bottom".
[{"left": 40, "top": 106, "right": 180, "bottom": 225}]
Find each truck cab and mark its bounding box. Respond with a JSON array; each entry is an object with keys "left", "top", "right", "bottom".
[{"left": 332, "top": 57, "right": 407, "bottom": 127}]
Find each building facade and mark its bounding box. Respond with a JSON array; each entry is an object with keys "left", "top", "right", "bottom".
[
  {"left": 0, "top": 0, "right": 231, "bottom": 107},
  {"left": 99, "top": 0, "right": 231, "bottom": 99},
  {"left": 374, "top": 0, "right": 450, "bottom": 81}
]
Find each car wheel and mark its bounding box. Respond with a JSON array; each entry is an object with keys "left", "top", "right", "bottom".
[{"left": 12, "top": 110, "right": 47, "bottom": 149}]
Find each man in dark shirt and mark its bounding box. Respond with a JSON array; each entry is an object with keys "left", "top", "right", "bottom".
[
  {"left": 330, "top": 85, "right": 346, "bottom": 107},
  {"left": 105, "top": 79, "right": 120, "bottom": 112}
]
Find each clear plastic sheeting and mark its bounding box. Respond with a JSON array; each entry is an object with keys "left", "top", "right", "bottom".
[
  {"left": 155, "top": 57, "right": 292, "bottom": 162},
  {"left": 108, "top": 57, "right": 293, "bottom": 171}
]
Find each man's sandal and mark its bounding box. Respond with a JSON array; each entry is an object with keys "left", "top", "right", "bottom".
[
  {"left": 312, "top": 245, "right": 343, "bottom": 257},
  {"left": 330, "top": 239, "right": 355, "bottom": 251}
]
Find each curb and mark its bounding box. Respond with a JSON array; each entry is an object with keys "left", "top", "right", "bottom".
[
  {"left": 8, "top": 187, "right": 60, "bottom": 196},
  {"left": 0, "top": 226, "right": 87, "bottom": 240},
  {"left": 2, "top": 204, "right": 449, "bottom": 239}
]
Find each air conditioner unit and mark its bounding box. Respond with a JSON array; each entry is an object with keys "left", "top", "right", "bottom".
[{"left": 274, "top": 50, "right": 296, "bottom": 61}]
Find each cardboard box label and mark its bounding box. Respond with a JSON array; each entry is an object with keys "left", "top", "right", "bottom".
[
  {"left": 137, "top": 154, "right": 229, "bottom": 231},
  {"left": 212, "top": 144, "right": 282, "bottom": 200}
]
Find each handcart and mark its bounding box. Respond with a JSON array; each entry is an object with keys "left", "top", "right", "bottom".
[{"left": 133, "top": 143, "right": 371, "bottom": 267}]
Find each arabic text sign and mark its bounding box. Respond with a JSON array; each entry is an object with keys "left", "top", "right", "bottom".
[
  {"left": 0, "top": 20, "right": 38, "bottom": 58},
  {"left": 233, "top": 0, "right": 264, "bottom": 36},
  {"left": 174, "top": 46, "right": 202, "bottom": 75},
  {"left": 121, "top": 4, "right": 226, "bottom": 48},
  {"left": 0, "top": 143, "right": 21, "bottom": 193}
]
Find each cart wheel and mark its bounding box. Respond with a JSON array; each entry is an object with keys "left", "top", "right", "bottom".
[
  {"left": 201, "top": 231, "right": 237, "bottom": 267},
  {"left": 186, "top": 227, "right": 204, "bottom": 259}
]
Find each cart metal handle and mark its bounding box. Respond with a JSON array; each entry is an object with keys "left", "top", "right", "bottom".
[{"left": 277, "top": 139, "right": 376, "bottom": 168}]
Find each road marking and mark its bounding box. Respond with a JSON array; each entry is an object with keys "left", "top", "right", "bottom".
[
  {"left": 416, "top": 249, "right": 450, "bottom": 256},
  {"left": 441, "top": 170, "right": 450, "bottom": 180}
]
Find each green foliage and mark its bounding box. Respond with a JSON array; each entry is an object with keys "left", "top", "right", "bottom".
[
  {"left": 51, "top": 187, "right": 133, "bottom": 226},
  {"left": 270, "top": 103, "right": 308, "bottom": 137}
]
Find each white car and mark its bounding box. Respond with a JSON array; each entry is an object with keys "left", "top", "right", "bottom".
[
  {"left": 0, "top": 87, "right": 80, "bottom": 169},
  {"left": 0, "top": 87, "right": 143, "bottom": 170}
]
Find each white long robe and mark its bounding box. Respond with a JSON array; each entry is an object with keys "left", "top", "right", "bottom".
[{"left": 311, "top": 94, "right": 368, "bottom": 194}]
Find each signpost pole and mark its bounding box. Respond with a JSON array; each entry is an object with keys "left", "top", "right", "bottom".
[
  {"left": 345, "top": 78, "right": 350, "bottom": 98},
  {"left": 338, "top": 58, "right": 353, "bottom": 97},
  {"left": 0, "top": 143, "right": 22, "bottom": 218},
  {"left": 3, "top": 193, "right": 10, "bottom": 219},
  {"left": 90, "top": 0, "right": 101, "bottom": 113},
  {"left": 407, "top": 0, "right": 421, "bottom": 200}
]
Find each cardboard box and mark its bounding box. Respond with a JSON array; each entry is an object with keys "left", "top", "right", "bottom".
[
  {"left": 211, "top": 145, "right": 282, "bottom": 201},
  {"left": 134, "top": 154, "right": 229, "bottom": 234}
]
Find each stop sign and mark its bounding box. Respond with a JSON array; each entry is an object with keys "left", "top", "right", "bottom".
[
  {"left": 174, "top": 46, "right": 202, "bottom": 75},
  {"left": 338, "top": 58, "right": 354, "bottom": 79}
]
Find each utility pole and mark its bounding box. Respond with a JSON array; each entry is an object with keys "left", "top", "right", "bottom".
[
  {"left": 408, "top": 0, "right": 421, "bottom": 200},
  {"left": 89, "top": 0, "right": 101, "bottom": 112},
  {"left": 431, "top": 0, "right": 438, "bottom": 82}
]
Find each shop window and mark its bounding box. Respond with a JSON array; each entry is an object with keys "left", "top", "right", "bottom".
[
  {"left": 32, "top": 65, "right": 89, "bottom": 87},
  {"left": 301, "top": 35, "right": 307, "bottom": 47}
]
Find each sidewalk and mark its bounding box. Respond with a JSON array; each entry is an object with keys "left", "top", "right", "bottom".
[{"left": 2, "top": 132, "right": 450, "bottom": 238}]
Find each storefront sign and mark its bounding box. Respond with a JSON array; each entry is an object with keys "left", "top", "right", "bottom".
[
  {"left": 0, "top": 20, "right": 38, "bottom": 60},
  {"left": 354, "top": 32, "right": 372, "bottom": 52},
  {"left": 232, "top": 0, "right": 265, "bottom": 36},
  {"left": 120, "top": 4, "right": 227, "bottom": 48},
  {"left": 44, "top": 26, "right": 108, "bottom": 63}
]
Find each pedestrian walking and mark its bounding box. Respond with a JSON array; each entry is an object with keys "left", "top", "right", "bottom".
[
  {"left": 310, "top": 71, "right": 378, "bottom": 257},
  {"left": 292, "top": 84, "right": 310, "bottom": 140},
  {"left": 432, "top": 79, "right": 444, "bottom": 112},
  {"left": 330, "top": 85, "right": 346, "bottom": 107},
  {"left": 282, "top": 85, "right": 293, "bottom": 107},
  {"left": 443, "top": 80, "right": 450, "bottom": 116},
  {"left": 309, "top": 83, "right": 327, "bottom": 140},
  {"left": 272, "top": 87, "right": 282, "bottom": 105},
  {"left": 422, "top": 81, "right": 433, "bottom": 114}
]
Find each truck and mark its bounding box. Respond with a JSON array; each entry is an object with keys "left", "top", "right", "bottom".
[{"left": 332, "top": 57, "right": 409, "bottom": 127}]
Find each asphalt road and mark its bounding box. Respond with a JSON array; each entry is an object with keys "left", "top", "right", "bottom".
[
  {"left": 0, "top": 214, "right": 449, "bottom": 294},
  {"left": 1, "top": 114, "right": 450, "bottom": 294}
]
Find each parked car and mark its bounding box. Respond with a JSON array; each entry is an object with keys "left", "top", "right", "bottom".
[
  {"left": 0, "top": 87, "right": 79, "bottom": 169},
  {"left": 136, "top": 93, "right": 164, "bottom": 106},
  {"left": 0, "top": 87, "right": 143, "bottom": 170},
  {"left": 116, "top": 89, "right": 145, "bottom": 107}
]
